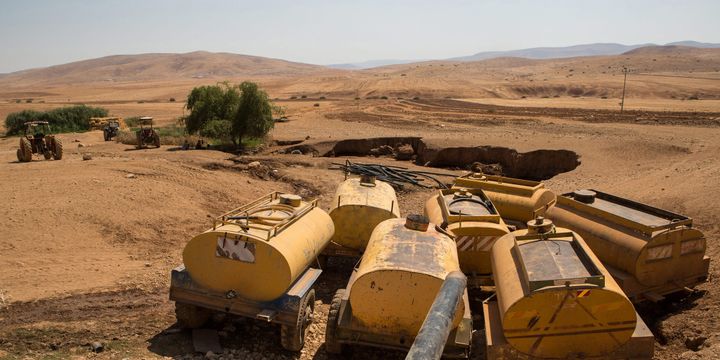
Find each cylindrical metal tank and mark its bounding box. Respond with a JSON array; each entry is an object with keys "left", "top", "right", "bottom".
[
  {"left": 546, "top": 189, "right": 708, "bottom": 295},
  {"left": 183, "top": 192, "right": 334, "bottom": 302},
  {"left": 348, "top": 216, "right": 465, "bottom": 336},
  {"left": 329, "top": 176, "right": 400, "bottom": 250},
  {"left": 424, "top": 189, "right": 510, "bottom": 275},
  {"left": 491, "top": 218, "right": 637, "bottom": 358},
  {"left": 453, "top": 173, "right": 556, "bottom": 223}
]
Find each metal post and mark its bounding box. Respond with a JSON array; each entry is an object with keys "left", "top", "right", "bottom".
[
  {"left": 620, "top": 67, "right": 628, "bottom": 113},
  {"left": 406, "top": 271, "right": 467, "bottom": 360}
]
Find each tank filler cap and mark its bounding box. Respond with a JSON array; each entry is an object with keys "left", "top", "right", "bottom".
[
  {"left": 405, "top": 214, "right": 430, "bottom": 232},
  {"left": 279, "top": 194, "right": 302, "bottom": 207},
  {"left": 453, "top": 189, "right": 472, "bottom": 199},
  {"left": 360, "top": 174, "right": 377, "bottom": 187},
  {"left": 527, "top": 216, "right": 554, "bottom": 234},
  {"left": 573, "top": 189, "right": 597, "bottom": 204}
]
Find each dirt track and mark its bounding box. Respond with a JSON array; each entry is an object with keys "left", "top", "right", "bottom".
[{"left": 1, "top": 97, "right": 720, "bottom": 359}]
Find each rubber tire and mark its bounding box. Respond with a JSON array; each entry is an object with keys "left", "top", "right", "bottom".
[
  {"left": 103, "top": 131, "right": 110, "bottom": 141},
  {"left": 324, "top": 289, "right": 344, "bottom": 355},
  {"left": 19, "top": 137, "right": 32, "bottom": 162},
  {"left": 16, "top": 149, "right": 23, "bottom": 162},
  {"left": 153, "top": 134, "right": 161, "bottom": 148},
  {"left": 136, "top": 131, "right": 143, "bottom": 149},
  {"left": 281, "top": 289, "right": 315, "bottom": 352},
  {"left": 52, "top": 138, "right": 63, "bottom": 160},
  {"left": 174, "top": 302, "right": 211, "bottom": 329}
]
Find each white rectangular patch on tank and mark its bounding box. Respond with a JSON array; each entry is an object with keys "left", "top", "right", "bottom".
[{"left": 216, "top": 236, "right": 256, "bottom": 263}]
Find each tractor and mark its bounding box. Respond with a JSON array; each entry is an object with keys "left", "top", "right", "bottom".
[
  {"left": 136, "top": 116, "right": 160, "bottom": 148},
  {"left": 103, "top": 120, "right": 121, "bottom": 141},
  {"left": 16, "top": 121, "right": 63, "bottom": 162}
]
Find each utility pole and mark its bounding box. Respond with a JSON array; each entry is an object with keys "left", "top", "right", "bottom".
[{"left": 620, "top": 67, "right": 629, "bottom": 113}]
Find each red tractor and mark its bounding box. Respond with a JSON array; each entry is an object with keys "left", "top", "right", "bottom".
[
  {"left": 16, "top": 121, "right": 63, "bottom": 162},
  {"left": 136, "top": 116, "right": 161, "bottom": 148}
]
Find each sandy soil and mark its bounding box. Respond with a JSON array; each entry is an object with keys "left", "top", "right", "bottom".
[{"left": 1, "top": 50, "right": 720, "bottom": 359}]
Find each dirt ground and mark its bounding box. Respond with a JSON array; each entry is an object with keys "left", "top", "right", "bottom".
[{"left": 1, "top": 49, "right": 720, "bottom": 359}]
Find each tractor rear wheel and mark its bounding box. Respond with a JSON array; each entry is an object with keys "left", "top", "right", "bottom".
[
  {"left": 136, "top": 132, "right": 143, "bottom": 149},
  {"left": 324, "top": 289, "right": 344, "bottom": 354},
  {"left": 174, "top": 302, "right": 211, "bottom": 329},
  {"left": 19, "top": 138, "right": 32, "bottom": 162},
  {"left": 52, "top": 138, "right": 63, "bottom": 160},
  {"left": 281, "top": 289, "right": 315, "bottom": 351},
  {"left": 153, "top": 133, "right": 160, "bottom": 148}
]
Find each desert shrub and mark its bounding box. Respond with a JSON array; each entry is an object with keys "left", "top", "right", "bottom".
[
  {"left": 301, "top": 95, "right": 307, "bottom": 99},
  {"left": 25, "top": 99, "right": 33, "bottom": 103},
  {"left": 688, "top": 95, "right": 700, "bottom": 100},
  {"left": 15, "top": 99, "right": 21, "bottom": 104},
  {"left": 314, "top": 103, "right": 320, "bottom": 107},
  {"left": 354, "top": 97, "right": 360, "bottom": 100},
  {"left": 124, "top": 116, "right": 141, "bottom": 127},
  {"left": 290, "top": 96, "right": 297, "bottom": 99},
  {"left": 4, "top": 105, "right": 108, "bottom": 135},
  {"left": 319, "top": 96, "right": 326, "bottom": 100},
  {"left": 169, "top": 97, "right": 176, "bottom": 102},
  {"left": 413, "top": 96, "right": 420, "bottom": 100},
  {"left": 380, "top": 96, "right": 388, "bottom": 100}
]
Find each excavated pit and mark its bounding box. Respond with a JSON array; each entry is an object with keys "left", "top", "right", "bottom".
[{"left": 322, "top": 137, "right": 580, "bottom": 181}]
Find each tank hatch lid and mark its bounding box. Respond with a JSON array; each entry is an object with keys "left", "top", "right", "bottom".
[
  {"left": 558, "top": 189, "right": 692, "bottom": 235},
  {"left": 513, "top": 231, "right": 605, "bottom": 292},
  {"left": 213, "top": 192, "right": 317, "bottom": 241},
  {"left": 438, "top": 188, "right": 502, "bottom": 224}
]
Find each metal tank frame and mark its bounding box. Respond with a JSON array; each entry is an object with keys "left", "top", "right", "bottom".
[
  {"left": 324, "top": 217, "right": 473, "bottom": 358},
  {"left": 486, "top": 224, "right": 653, "bottom": 359},
  {"left": 169, "top": 192, "right": 332, "bottom": 352},
  {"left": 321, "top": 174, "right": 401, "bottom": 264},
  {"left": 547, "top": 189, "right": 710, "bottom": 303},
  {"left": 424, "top": 188, "right": 511, "bottom": 287}
]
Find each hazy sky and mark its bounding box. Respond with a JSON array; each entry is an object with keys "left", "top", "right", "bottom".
[{"left": 0, "top": 0, "right": 718, "bottom": 73}]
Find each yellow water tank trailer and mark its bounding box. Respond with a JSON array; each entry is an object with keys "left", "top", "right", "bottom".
[
  {"left": 328, "top": 175, "right": 400, "bottom": 250},
  {"left": 546, "top": 189, "right": 709, "bottom": 302},
  {"left": 347, "top": 216, "right": 465, "bottom": 336},
  {"left": 490, "top": 217, "right": 637, "bottom": 358},
  {"left": 453, "top": 173, "right": 556, "bottom": 223},
  {"left": 424, "top": 188, "right": 510, "bottom": 275},
  {"left": 182, "top": 192, "right": 334, "bottom": 302}
]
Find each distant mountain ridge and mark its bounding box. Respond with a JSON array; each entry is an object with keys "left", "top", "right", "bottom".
[
  {"left": 0, "top": 51, "right": 335, "bottom": 85},
  {"left": 332, "top": 41, "right": 720, "bottom": 69}
]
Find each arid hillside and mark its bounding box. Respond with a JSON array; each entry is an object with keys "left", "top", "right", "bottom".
[
  {"left": 1, "top": 46, "right": 718, "bottom": 105},
  {"left": 0, "top": 51, "right": 339, "bottom": 86}
]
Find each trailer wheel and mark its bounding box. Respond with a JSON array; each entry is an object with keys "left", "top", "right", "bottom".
[
  {"left": 324, "top": 289, "right": 344, "bottom": 354},
  {"left": 281, "top": 289, "right": 315, "bottom": 351},
  {"left": 174, "top": 302, "right": 211, "bottom": 329}
]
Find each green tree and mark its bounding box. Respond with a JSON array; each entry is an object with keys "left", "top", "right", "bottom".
[
  {"left": 185, "top": 81, "right": 274, "bottom": 148},
  {"left": 199, "top": 119, "right": 234, "bottom": 143},
  {"left": 234, "top": 81, "right": 274, "bottom": 147},
  {"left": 184, "top": 82, "right": 240, "bottom": 134}
]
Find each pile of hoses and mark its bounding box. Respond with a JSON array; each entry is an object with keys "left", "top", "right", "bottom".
[{"left": 330, "top": 160, "right": 455, "bottom": 190}]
